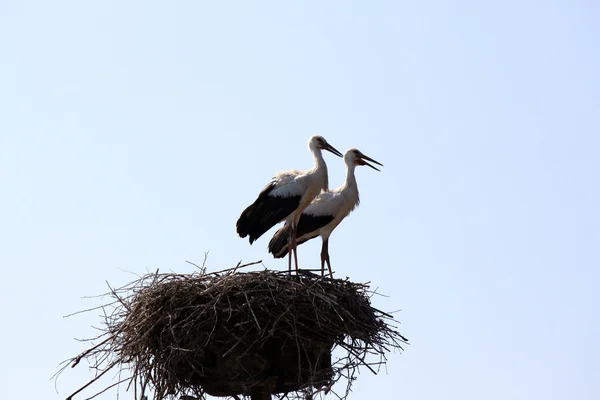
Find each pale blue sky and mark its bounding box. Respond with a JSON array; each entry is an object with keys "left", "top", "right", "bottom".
[{"left": 1, "top": 1, "right": 599, "bottom": 399}]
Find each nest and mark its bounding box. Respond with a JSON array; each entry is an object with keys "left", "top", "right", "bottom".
[{"left": 58, "top": 263, "right": 408, "bottom": 400}]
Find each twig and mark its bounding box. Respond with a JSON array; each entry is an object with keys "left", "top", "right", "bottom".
[
  {"left": 66, "top": 360, "right": 120, "bottom": 400},
  {"left": 83, "top": 377, "right": 129, "bottom": 400}
]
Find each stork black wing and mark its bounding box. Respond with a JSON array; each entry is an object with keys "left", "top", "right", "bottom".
[
  {"left": 267, "top": 213, "right": 334, "bottom": 258},
  {"left": 236, "top": 182, "right": 302, "bottom": 244}
]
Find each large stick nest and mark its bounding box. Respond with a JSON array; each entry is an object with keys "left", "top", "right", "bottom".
[{"left": 58, "top": 264, "right": 408, "bottom": 400}]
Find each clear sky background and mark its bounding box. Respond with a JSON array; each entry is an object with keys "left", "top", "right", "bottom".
[{"left": 1, "top": 1, "right": 599, "bottom": 399}]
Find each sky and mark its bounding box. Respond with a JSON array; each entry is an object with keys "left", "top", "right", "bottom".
[{"left": 1, "top": 1, "right": 599, "bottom": 399}]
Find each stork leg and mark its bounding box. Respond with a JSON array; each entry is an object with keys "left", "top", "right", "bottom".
[
  {"left": 287, "top": 225, "right": 294, "bottom": 275},
  {"left": 322, "top": 239, "right": 333, "bottom": 278},
  {"left": 320, "top": 240, "right": 327, "bottom": 277},
  {"left": 291, "top": 223, "right": 299, "bottom": 274}
]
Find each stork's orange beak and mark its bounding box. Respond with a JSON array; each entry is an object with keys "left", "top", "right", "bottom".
[{"left": 358, "top": 154, "right": 383, "bottom": 171}]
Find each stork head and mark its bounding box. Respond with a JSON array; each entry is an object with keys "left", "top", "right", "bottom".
[
  {"left": 308, "top": 135, "right": 343, "bottom": 157},
  {"left": 345, "top": 148, "right": 383, "bottom": 171}
]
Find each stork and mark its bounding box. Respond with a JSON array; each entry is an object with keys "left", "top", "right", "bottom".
[
  {"left": 236, "top": 135, "right": 343, "bottom": 273},
  {"left": 268, "top": 148, "right": 383, "bottom": 278}
]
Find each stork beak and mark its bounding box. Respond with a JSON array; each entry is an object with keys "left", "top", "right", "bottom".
[
  {"left": 323, "top": 143, "right": 343, "bottom": 158},
  {"left": 358, "top": 154, "right": 383, "bottom": 171}
]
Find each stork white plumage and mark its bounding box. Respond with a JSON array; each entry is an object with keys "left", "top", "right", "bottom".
[
  {"left": 236, "top": 135, "right": 343, "bottom": 274},
  {"left": 268, "top": 148, "right": 383, "bottom": 278}
]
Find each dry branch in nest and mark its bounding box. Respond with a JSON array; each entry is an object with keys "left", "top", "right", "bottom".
[{"left": 57, "top": 263, "right": 408, "bottom": 400}]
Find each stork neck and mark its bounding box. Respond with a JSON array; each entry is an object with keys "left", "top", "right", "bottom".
[
  {"left": 312, "top": 148, "right": 326, "bottom": 170},
  {"left": 343, "top": 163, "right": 358, "bottom": 191},
  {"left": 312, "top": 148, "right": 329, "bottom": 190}
]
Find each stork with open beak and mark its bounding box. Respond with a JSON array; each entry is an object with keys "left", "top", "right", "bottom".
[
  {"left": 236, "top": 135, "right": 343, "bottom": 273},
  {"left": 268, "top": 149, "right": 383, "bottom": 278}
]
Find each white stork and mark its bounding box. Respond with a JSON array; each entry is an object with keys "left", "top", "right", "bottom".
[
  {"left": 236, "top": 135, "right": 343, "bottom": 273},
  {"left": 268, "top": 148, "right": 383, "bottom": 278}
]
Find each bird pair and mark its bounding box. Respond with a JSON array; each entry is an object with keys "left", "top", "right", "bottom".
[{"left": 236, "top": 135, "right": 382, "bottom": 278}]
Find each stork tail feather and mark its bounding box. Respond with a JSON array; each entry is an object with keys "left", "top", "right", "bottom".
[{"left": 268, "top": 225, "right": 292, "bottom": 258}]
